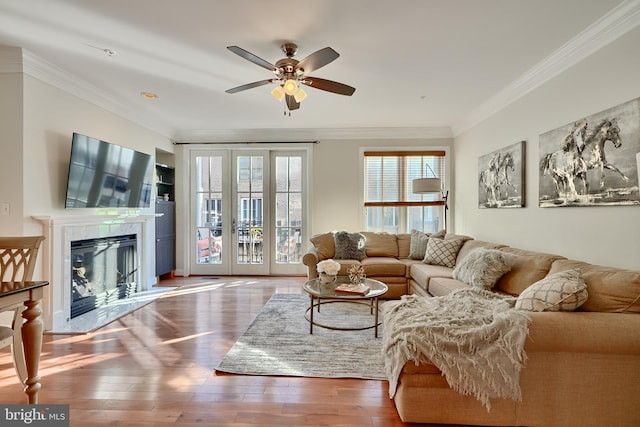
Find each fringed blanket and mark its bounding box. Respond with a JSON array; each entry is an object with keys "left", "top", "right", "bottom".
[{"left": 382, "top": 289, "right": 531, "bottom": 410}]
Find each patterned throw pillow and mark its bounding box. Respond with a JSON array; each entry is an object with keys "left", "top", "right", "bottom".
[
  {"left": 409, "top": 229, "right": 431, "bottom": 260},
  {"left": 453, "top": 248, "right": 515, "bottom": 290},
  {"left": 515, "top": 269, "right": 588, "bottom": 312},
  {"left": 423, "top": 238, "right": 464, "bottom": 268},
  {"left": 334, "top": 231, "right": 367, "bottom": 261}
]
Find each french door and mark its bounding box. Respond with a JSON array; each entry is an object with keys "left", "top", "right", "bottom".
[{"left": 190, "top": 148, "right": 306, "bottom": 276}]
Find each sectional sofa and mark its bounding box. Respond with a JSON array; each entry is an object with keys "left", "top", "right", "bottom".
[{"left": 302, "top": 231, "right": 640, "bottom": 426}]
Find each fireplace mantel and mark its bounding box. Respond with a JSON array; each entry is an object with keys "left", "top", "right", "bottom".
[
  {"left": 34, "top": 214, "right": 158, "bottom": 331},
  {"left": 33, "top": 213, "right": 159, "bottom": 225}
]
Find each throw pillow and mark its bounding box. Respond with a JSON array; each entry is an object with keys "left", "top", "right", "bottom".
[
  {"left": 515, "top": 269, "right": 588, "bottom": 312},
  {"left": 309, "top": 232, "right": 335, "bottom": 260},
  {"left": 423, "top": 238, "right": 464, "bottom": 268},
  {"left": 453, "top": 248, "right": 515, "bottom": 290},
  {"left": 333, "top": 231, "right": 367, "bottom": 261},
  {"left": 409, "top": 229, "right": 431, "bottom": 260}
]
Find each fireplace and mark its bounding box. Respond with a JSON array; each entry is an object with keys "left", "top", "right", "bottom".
[
  {"left": 70, "top": 234, "right": 138, "bottom": 318},
  {"left": 34, "top": 214, "right": 158, "bottom": 332}
]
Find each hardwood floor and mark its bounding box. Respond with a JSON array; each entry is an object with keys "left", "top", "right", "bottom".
[{"left": 0, "top": 276, "right": 441, "bottom": 426}]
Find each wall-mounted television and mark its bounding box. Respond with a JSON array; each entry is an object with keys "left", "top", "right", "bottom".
[{"left": 65, "top": 133, "right": 154, "bottom": 208}]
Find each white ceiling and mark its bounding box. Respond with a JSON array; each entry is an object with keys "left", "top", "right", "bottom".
[{"left": 0, "top": 0, "right": 637, "bottom": 142}]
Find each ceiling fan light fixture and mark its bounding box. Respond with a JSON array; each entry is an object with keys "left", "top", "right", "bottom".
[
  {"left": 283, "top": 79, "right": 298, "bottom": 96},
  {"left": 271, "top": 85, "right": 285, "bottom": 101},
  {"left": 226, "top": 44, "right": 355, "bottom": 108},
  {"left": 294, "top": 88, "right": 307, "bottom": 103}
]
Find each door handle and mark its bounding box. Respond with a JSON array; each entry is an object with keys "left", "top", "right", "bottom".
[{"left": 232, "top": 219, "right": 236, "bottom": 234}]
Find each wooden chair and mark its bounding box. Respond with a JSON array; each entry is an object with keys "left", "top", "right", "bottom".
[{"left": 0, "top": 236, "right": 45, "bottom": 384}]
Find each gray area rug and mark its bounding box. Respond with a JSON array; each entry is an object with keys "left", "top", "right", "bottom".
[{"left": 215, "top": 293, "right": 386, "bottom": 380}]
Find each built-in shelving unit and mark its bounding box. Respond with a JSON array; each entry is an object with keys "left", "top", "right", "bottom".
[
  {"left": 155, "top": 163, "right": 175, "bottom": 201},
  {"left": 155, "top": 163, "right": 175, "bottom": 277}
]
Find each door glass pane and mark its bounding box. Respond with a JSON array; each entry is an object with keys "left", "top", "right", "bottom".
[
  {"left": 195, "top": 155, "right": 223, "bottom": 264},
  {"left": 275, "top": 155, "right": 302, "bottom": 264},
  {"left": 237, "top": 156, "right": 263, "bottom": 264}
]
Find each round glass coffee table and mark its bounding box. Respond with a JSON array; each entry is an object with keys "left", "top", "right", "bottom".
[{"left": 302, "top": 276, "right": 388, "bottom": 337}]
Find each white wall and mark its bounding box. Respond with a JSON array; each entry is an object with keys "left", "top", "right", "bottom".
[
  {"left": 0, "top": 72, "right": 24, "bottom": 234},
  {"left": 453, "top": 26, "right": 640, "bottom": 270}
]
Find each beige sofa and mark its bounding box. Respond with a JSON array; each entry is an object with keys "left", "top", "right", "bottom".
[{"left": 303, "top": 231, "right": 640, "bottom": 426}]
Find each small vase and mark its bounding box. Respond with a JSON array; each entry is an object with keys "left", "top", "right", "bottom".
[{"left": 320, "top": 273, "right": 336, "bottom": 285}]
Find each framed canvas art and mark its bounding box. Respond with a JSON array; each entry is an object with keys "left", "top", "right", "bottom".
[
  {"left": 478, "top": 141, "right": 525, "bottom": 208},
  {"left": 539, "top": 97, "right": 640, "bottom": 207}
]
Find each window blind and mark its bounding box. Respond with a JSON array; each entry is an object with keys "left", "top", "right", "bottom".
[{"left": 364, "top": 151, "right": 446, "bottom": 207}]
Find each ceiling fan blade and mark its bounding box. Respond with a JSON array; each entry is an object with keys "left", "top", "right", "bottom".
[
  {"left": 227, "top": 46, "right": 276, "bottom": 71},
  {"left": 286, "top": 95, "right": 300, "bottom": 111},
  {"left": 296, "top": 47, "right": 339, "bottom": 73},
  {"left": 301, "top": 77, "right": 356, "bottom": 96},
  {"left": 226, "top": 79, "right": 275, "bottom": 94}
]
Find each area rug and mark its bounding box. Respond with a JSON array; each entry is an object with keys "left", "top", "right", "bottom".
[{"left": 215, "top": 293, "right": 386, "bottom": 380}]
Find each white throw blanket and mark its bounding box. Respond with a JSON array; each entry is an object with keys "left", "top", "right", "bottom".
[{"left": 382, "top": 289, "right": 531, "bottom": 410}]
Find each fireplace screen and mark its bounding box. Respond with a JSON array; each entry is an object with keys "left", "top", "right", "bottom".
[{"left": 70, "top": 234, "right": 138, "bottom": 319}]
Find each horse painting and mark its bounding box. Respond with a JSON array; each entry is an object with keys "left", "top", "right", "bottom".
[
  {"left": 478, "top": 142, "right": 524, "bottom": 208},
  {"left": 539, "top": 97, "right": 640, "bottom": 207},
  {"left": 540, "top": 118, "right": 629, "bottom": 203}
]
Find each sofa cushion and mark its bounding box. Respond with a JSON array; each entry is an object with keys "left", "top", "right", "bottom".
[
  {"left": 428, "top": 277, "right": 470, "bottom": 296},
  {"left": 453, "top": 248, "right": 515, "bottom": 290},
  {"left": 334, "top": 231, "right": 367, "bottom": 261},
  {"left": 397, "top": 233, "right": 411, "bottom": 258},
  {"left": 309, "top": 232, "right": 335, "bottom": 260},
  {"left": 409, "top": 229, "right": 431, "bottom": 260},
  {"left": 548, "top": 259, "right": 640, "bottom": 313},
  {"left": 495, "top": 248, "right": 566, "bottom": 296},
  {"left": 515, "top": 269, "right": 588, "bottom": 312},
  {"left": 410, "top": 263, "right": 454, "bottom": 288},
  {"left": 423, "top": 238, "right": 464, "bottom": 268},
  {"left": 431, "top": 229, "right": 446, "bottom": 239},
  {"left": 444, "top": 233, "right": 473, "bottom": 241},
  {"left": 361, "top": 257, "right": 407, "bottom": 277},
  {"left": 362, "top": 232, "right": 398, "bottom": 257}
]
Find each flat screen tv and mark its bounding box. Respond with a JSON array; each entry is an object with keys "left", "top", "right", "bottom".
[{"left": 65, "top": 133, "right": 154, "bottom": 208}]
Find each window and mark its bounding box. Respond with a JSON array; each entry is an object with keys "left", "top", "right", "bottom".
[
  {"left": 274, "top": 155, "right": 303, "bottom": 264},
  {"left": 364, "top": 151, "right": 446, "bottom": 233}
]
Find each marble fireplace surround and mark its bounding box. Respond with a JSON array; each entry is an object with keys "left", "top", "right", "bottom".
[{"left": 34, "top": 214, "right": 158, "bottom": 332}]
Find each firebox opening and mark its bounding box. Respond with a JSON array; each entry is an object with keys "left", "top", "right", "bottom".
[{"left": 70, "top": 234, "right": 138, "bottom": 319}]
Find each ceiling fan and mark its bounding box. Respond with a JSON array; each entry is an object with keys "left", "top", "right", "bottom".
[{"left": 225, "top": 43, "right": 356, "bottom": 112}]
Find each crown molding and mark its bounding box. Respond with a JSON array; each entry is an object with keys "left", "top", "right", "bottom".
[
  {"left": 15, "top": 49, "right": 173, "bottom": 138},
  {"left": 172, "top": 126, "right": 453, "bottom": 143},
  {"left": 452, "top": 0, "right": 640, "bottom": 136}
]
